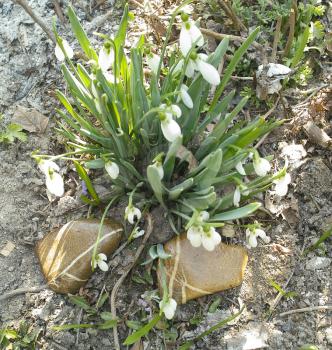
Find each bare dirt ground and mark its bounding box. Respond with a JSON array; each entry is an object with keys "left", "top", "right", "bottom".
[{"left": 0, "top": 1, "right": 331, "bottom": 349}]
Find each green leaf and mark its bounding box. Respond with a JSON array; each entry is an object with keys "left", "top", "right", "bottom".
[
  {"left": 163, "top": 136, "right": 183, "bottom": 181},
  {"left": 123, "top": 314, "right": 162, "bottom": 345},
  {"left": 291, "top": 26, "right": 310, "bottom": 68},
  {"left": 98, "top": 319, "right": 118, "bottom": 330},
  {"left": 74, "top": 161, "right": 100, "bottom": 205},
  {"left": 68, "top": 295, "right": 96, "bottom": 313},
  {"left": 211, "top": 202, "right": 261, "bottom": 221},
  {"left": 52, "top": 323, "right": 96, "bottom": 331},
  {"left": 168, "top": 178, "right": 194, "bottom": 200},
  {"left": 208, "top": 297, "right": 222, "bottom": 313},
  {"left": 210, "top": 27, "right": 260, "bottom": 110},
  {"left": 67, "top": 6, "right": 97, "bottom": 60},
  {"left": 1, "top": 123, "right": 27, "bottom": 143},
  {"left": 85, "top": 159, "right": 105, "bottom": 169},
  {"left": 147, "top": 164, "right": 165, "bottom": 206}
]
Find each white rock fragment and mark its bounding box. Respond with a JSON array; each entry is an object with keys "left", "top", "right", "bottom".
[
  {"left": 256, "top": 63, "right": 292, "bottom": 100},
  {"left": 306, "top": 257, "right": 331, "bottom": 271}
]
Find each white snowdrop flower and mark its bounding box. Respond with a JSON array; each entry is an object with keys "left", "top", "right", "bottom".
[
  {"left": 253, "top": 156, "right": 271, "bottom": 176},
  {"left": 187, "top": 225, "right": 203, "bottom": 247},
  {"left": 273, "top": 173, "right": 291, "bottom": 197},
  {"left": 98, "top": 43, "right": 114, "bottom": 72},
  {"left": 105, "top": 161, "right": 119, "bottom": 179},
  {"left": 195, "top": 53, "right": 220, "bottom": 85},
  {"left": 235, "top": 161, "right": 246, "bottom": 175},
  {"left": 178, "top": 84, "right": 193, "bottom": 109},
  {"left": 159, "top": 297, "right": 177, "bottom": 320},
  {"left": 55, "top": 39, "right": 74, "bottom": 61},
  {"left": 245, "top": 227, "right": 270, "bottom": 249},
  {"left": 153, "top": 161, "right": 164, "bottom": 180},
  {"left": 160, "top": 104, "right": 182, "bottom": 119},
  {"left": 160, "top": 114, "right": 182, "bottom": 142},
  {"left": 233, "top": 186, "right": 241, "bottom": 207},
  {"left": 125, "top": 205, "right": 142, "bottom": 224},
  {"left": 92, "top": 253, "right": 109, "bottom": 271},
  {"left": 179, "top": 19, "right": 204, "bottom": 56},
  {"left": 45, "top": 170, "right": 64, "bottom": 197},
  {"left": 146, "top": 53, "right": 161, "bottom": 75},
  {"left": 184, "top": 53, "right": 220, "bottom": 85},
  {"left": 132, "top": 227, "right": 145, "bottom": 239},
  {"left": 201, "top": 227, "right": 221, "bottom": 251},
  {"left": 38, "top": 159, "right": 60, "bottom": 174}
]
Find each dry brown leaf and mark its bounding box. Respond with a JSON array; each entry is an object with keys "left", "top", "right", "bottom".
[
  {"left": 130, "top": 340, "right": 144, "bottom": 350},
  {"left": 12, "top": 106, "right": 49, "bottom": 133},
  {"left": 0, "top": 241, "right": 15, "bottom": 257}
]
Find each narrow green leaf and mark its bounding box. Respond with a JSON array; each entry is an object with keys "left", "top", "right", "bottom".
[
  {"left": 163, "top": 136, "right": 183, "bottom": 181},
  {"left": 85, "top": 159, "right": 105, "bottom": 169},
  {"left": 52, "top": 323, "right": 96, "bottom": 331},
  {"left": 211, "top": 202, "right": 261, "bottom": 221},
  {"left": 210, "top": 27, "right": 260, "bottom": 110},
  {"left": 74, "top": 161, "right": 100, "bottom": 205},
  {"left": 147, "top": 165, "right": 165, "bottom": 206},
  {"left": 291, "top": 26, "right": 310, "bottom": 68},
  {"left": 67, "top": 6, "right": 97, "bottom": 60},
  {"left": 98, "top": 319, "right": 118, "bottom": 330},
  {"left": 168, "top": 178, "right": 194, "bottom": 200},
  {"left": 123, "top": 314, "right": 162, "bottom": 345}
]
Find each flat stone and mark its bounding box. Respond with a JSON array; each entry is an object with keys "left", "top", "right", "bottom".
[
  {"left": 306, "top": 257, "right": 331, "bottom": 271},
  {"left": 35, "top": 218, "right": 123, "bottom": 294},
  {"left": 157, "top": 233, "right": 248, "bottom": 304}
]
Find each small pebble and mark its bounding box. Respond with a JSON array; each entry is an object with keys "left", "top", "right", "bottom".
[{"left": 306, "top": 257, "right": 331, "bottom": 271}]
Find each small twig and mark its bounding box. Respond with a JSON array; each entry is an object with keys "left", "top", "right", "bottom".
[
  {"left": 279, "top": 305, "right": 332, "bottom": 317},
  {"left": 200, "top": 28, "right": 263, "bottom": 50},
  {"left": 218, "top": 0, "right": 247, "bottom": 32},
  {"left": 283, "top": 8, "right": 295, "bottom": 57},
  {"left": 12, "top": 0, "right": 56, "bottom": 43},
  {"left": 0, "top": 284, "right": 48, "bottom": 302},
  {"left": 53, "top": 0, "right": 66, "bottom": 25},
  {"left": 110, "top": 214, "right": 153, "bottom": 350},
  {"left": 271, "top": 17, "right": 282, "bottom": 63},
  {"left": 75, "top": 309, "right": 83, "bottom": 346}
]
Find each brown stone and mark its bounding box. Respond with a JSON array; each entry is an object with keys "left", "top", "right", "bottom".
[
  {"left": 35, "top": 218, "right": 123, "bottom": 294},
  {"left": 157, "top": 234, "right": 248, "bottom": 304}
]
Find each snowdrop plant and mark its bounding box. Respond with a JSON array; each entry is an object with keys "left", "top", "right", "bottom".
[{"left": 37, "top": 3, "right": 290, "bottom": 257}]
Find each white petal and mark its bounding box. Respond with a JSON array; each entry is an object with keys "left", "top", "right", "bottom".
[
  {"left": 46, "top": 172, "right": 64, "bottom": 197},
  {"left": 98, "top": 260, "right": 109, "bottom": 272},
  {"left": 173, "top": 59, "right": 184, "bottom": 75},
  {"left": 128, "top": 211, "right": 135, "bottom": 224},
  {"left": 133, "top": 207, "right": 142, "bottom": 221},
  {"left": 55, "top": 43, "right": 65, "bottom": 61},
  {"left": 185, "top": 59, "right": 195, "bottom": 78},
  {"left": 187, "top": 226, "right": 202, "bottom": 247},
  {"left": 160, "top": 298, "right": 177, "bottom": 319},
  {"left": 133, "top": 229, "right": 145, "bottom": 238},
  {"left": 170, "top": 104, "right": 182, "bottom": 118},
  {"left": 253, "top": 157, "right": 271, "bottom": 176},
  {"left": 180, "top": 85, "right": 194, "bottom": 109},
  {"left": 197, "top": 53, "right": 208, "bottom": 61},
  {"left": 274, "top": 173, "right": 291, "bottom": 196},
  {"left": 233, "top": 186, "right": 241, "bottom": 207},
  {"left": 256, "top": 229, "right": 270, "bottom": 243},
  {"left": 99, "top": 46, "right": 114, "bottom": 72},
  {"left": 38, "top": 160, "right": 60, "bottom": 174},
  {"left": 103, "top": 71, "right": 115, "bottom": 83},
  {"left": 147, "top": 53, "right": 161, "bottom": 75},
  {"left": 179, "top": 24, "right": 193, "bottom": 56},
  {"left": 202, "top": 234, "right": 216, "bottom": 251},
  {"left": 235, "top": 162, "right": 246, "bottom": 175},
  {"left": 189, "top": 21, "right": 204, "bottom": 46},
  {"left": 105, "top": 161, "right": 119, "bottom": 179},
  {"left": 161, "top": 117, "right": 182, "bottom": 142},
  {"left": 98, "top": 253, "right": 107, "bottom": 261},
  {"left": 266, "top": 63, "right": 292, "bottom": 78},
  {"left": 248, "top": 234, "right": 258, "bottom": 248},
  {"left": 196, "top": 59, "right": 220, "bottom": 85},
  {"left": 210, "top": 228, "right": 221, "bottom": 245},
  {"left": 62, "top": 40, "right": 74, "bottom": 59}
]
